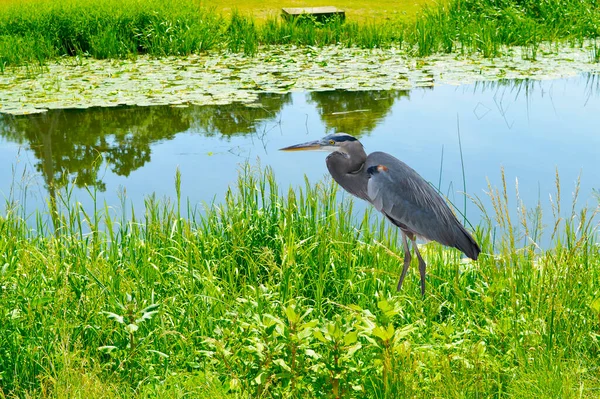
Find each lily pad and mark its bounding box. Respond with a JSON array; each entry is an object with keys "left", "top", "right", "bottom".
[{"left": 0, "top": 41, "right": 599, "bottom": 115}]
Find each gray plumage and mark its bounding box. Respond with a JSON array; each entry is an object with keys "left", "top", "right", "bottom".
[{"left": 280, "top": 132, "right": 481, "bottom": 295}]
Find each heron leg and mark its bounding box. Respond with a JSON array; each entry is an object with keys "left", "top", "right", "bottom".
[
  {"left": 397, "top": 233, "right": 412, "bottom": 292},
  {"left": 411, "top": 237, "right": 427, "bottom": 296}
]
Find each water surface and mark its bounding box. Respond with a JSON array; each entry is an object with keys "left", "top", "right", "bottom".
[{"left": 1, "top": 75, "right": 598, "bottom": 240}]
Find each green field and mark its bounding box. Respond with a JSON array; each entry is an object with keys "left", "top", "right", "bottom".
[
  {"left": 202, "top": 0, "right": 436, "bottom": 23},
  {"left": 0, "top": 0, "right": 599, "bottom": 67},
  {"left": 1, "top": 165, "right": 599, "bottom": 397},
  {"left": 0, "top": 0, "right": 436, "bottom": 22}
]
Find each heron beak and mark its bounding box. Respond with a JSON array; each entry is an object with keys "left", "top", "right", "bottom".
[{"left": 279, "top": 140, "right": 322, "bottom": 152}]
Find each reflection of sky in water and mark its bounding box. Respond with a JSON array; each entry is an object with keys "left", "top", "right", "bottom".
[{"left": 0, "top": 76, "right": 598, "bottom": 245}]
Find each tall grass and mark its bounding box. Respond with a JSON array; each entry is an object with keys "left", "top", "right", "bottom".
[
  {"left": 0, "top": 0, "right": 224, "bottom": 65},
  {"left": 1, "top": 0, "right": 599, "bottom": 66},
  {"left": 413, "top": 0, "right": 600, "bottom": 57},
  {"left": 0, "top": 163, "right": 599, "bottom": 397}
]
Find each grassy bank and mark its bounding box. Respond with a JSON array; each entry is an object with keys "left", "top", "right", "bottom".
[
  {"left": 0, "top": 0, "right": 599, "bottom": 67},
  {"left": 0, "top": 165, "right": 599, "bottom": 397}
]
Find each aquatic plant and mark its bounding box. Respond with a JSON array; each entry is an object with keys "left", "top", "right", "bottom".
[{"left": 2, "top": 44, "right": 598, "bottom": 116}]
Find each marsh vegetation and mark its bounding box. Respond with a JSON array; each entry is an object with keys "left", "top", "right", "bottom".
[
  {"left": 0, "top": 0, "right": 599, "bottom": 67},
  {"left": 1, "top": 164, "right": 599, "bottom": 398},
  {"left": 2, "top": 1, "right": 600, "bottom": 398},
  {"left": 1, "top": 83, "right": 600, "bottom": 396}
]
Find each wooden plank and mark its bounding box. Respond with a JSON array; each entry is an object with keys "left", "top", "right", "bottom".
[{"left": 281, "top": 6, "right": 345, "bottom": 22}]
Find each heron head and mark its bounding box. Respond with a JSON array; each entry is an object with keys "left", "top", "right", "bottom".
[{"left": 279, "top": 133, "right": 360, "bottom": 154}]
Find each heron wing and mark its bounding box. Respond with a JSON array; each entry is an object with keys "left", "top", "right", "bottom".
[{"left": 366, "top": 152, "right": 480, "bottom": 259}]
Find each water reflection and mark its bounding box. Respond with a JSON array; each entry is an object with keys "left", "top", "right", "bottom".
[
  {"left": 471, "top": 73, "right": 600, "bottom": 108},
  {"left": 194, "top": 93, "right": 292, "bottom": 137},
  {"left": 0, "top": 93, "right": 291, "bottom": 194},
  {"left": 308, "top": 90, "right": 410, "bottom": 136},
  {"left": 0, "top": 76, "right": 598, "bottom": 242},
  {"left": 1, "top": 107, "right": 190, "bottom": 192}
]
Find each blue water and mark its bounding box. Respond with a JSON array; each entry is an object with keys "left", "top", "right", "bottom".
[{"left": 1, "top": 75, "right": 598, "bottom": 243}]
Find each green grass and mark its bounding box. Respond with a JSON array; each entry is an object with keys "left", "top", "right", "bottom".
[
  {"left": 1, "top": 164, "right": 599, "bottom": 397},
  {"left": 0, "top": 0, "right": 599, "bottom": 67},
  {"left": 0, "top": 0, "right": 437, "bottom": 23},
  {"left": 204, "top": 0, "right": 436, "bottom": 24}
]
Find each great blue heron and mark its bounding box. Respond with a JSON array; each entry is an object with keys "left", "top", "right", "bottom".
[{"left": 280, "top": 133, "right": 480, "bottom": 295}]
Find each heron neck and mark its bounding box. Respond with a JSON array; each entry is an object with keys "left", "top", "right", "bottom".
[
  {"left": 345, "top": 145, "right": 367, "bottom": 172},
  {"left": 326, "top": 147, "right": 369, "bottom": 201}
]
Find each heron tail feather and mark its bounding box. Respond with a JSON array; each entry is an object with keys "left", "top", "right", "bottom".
[{"left": 453, "top": 224, "right": 481, "bottom": 260}]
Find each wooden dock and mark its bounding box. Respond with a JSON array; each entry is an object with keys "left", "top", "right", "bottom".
[{"left": 281, "top": 6, "right": 345, "bottom": 22}]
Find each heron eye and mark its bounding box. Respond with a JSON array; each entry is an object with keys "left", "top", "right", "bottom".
[{"left": 329, "top": 140, "right": 335, "bottom": 145}]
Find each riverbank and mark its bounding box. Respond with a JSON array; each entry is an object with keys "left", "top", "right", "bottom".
[
  {"left": 0, "top": 0, "right": 599, "bottom": 67},
  {"left": 1, "top": 165, "right": 599, "bottom": 397},
  {"left": 2, "top": 41, "right": 599, "bottom": 115}
]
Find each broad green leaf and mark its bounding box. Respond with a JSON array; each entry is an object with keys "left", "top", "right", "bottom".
[
  {"left": 126, "top": 323, "right": 139, "bottom": 333},
  {"left": 102, "top": 311, "right": 124, "bottom": 324},
  {"left": 285, "top": 305, "right": 299, "bottom": 324},
  {"left": 327, "top": 322, "right": 343, "bottom": 340},
  {"left": 313, "top": 330, "right": 328, "bottom": 343},
  {"left": 273, "top": 358, "right": 291, "bottom": 371},
  {"left": 299, "top": 319, "right": 318, "bottom": 330},
  {"left": 305, "top": 349, "right": 320, "bottom": 358},
  {"left": 344, "top": 331, "right": 358, "bottom": 345},
  {"left": 347, "top": 342, "right": 362, "bottom": 357},
  {"left": 373, "top": 324, "right": 394, "bottom": 341},
  {"left": 590, "top": 298, "right": 600, "bottom": 314},
  {"left": 378, "top": 300, "right": 396, "bottom": 317},
  {"left": 255, "top": 372, "right": 266, "bottom": 385},
  {"left": 136, "top": 309, "right": 159, "bottom": 323}
]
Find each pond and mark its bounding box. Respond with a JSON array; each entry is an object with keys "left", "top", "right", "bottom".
[{"left": 1, "top": 74, "right": 599, "bottom": 243}]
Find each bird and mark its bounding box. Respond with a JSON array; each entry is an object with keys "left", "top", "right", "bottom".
[{"left": 280, "top": 132, "right": 480, "bottom": 295}]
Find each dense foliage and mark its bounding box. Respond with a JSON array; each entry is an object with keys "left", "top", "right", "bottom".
[
  {"left": 0, "top": 0, "right": 599, "bottom": 67},
  {"left": 0, "top": 165, "right": 599, "bottom": 397}
]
